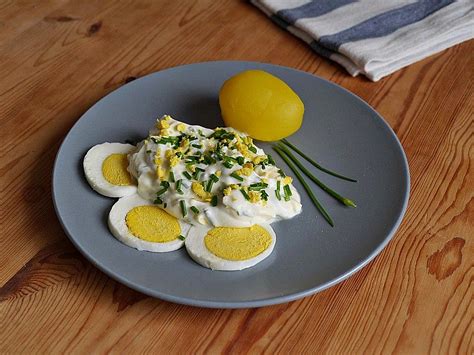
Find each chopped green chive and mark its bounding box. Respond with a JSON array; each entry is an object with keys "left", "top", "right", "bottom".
[
  {"left": 175, "top": 179, "right": 183, "bottom": 194},
  {"left": 185, "top": 156, "right": 200, "bottom": 164},
  {"left": 261, "top": 190, "right": 269, "bottom": 201},
  {"left": 169, "top": 171, "right": 175, "bottom": 183},
  {"left": 180, "top": 200, "right": 187, "bottom": 217},
  {"left": 156, "top": 181, "right": 169, "bottom": 196},
  {"left": 275, "top": 180, "right": 281, "bottom": 200},
  {"left": 278, "top": 169, "right": 286, "bottom": 177},
  {"left": 248, "top": 182, "right": 268, "bottom": 191},
  {"left": 163, "top": 203, "right": 167, "bottom": 208},
  {"left": 178, "top": 235, "right": 186, "bottom": 241},
  {"left": 154, "top": 197, "right": 163, "bottom": 204},
  {"left": 275, "top": 180, "right": 281, "bottom": 201},
  {"left": 211, "top": 195, "right": 218, "bottom": 206},
  {"left": 203, "top": 154, "right": 216, "bottom": 165},
  {"left": 275, "top": 189, "right": 281, "bottom": 200},
  {"left": 210, "top": 174, "right": 219, "bottom": 183},
  {"left": 230, "top": 172, "right": 244, "bottom": 181},
  {"left": 280, "top": 139, "right": 357, "bottom": 182},
  {"left": 223, "top": 156, "right": 236, "bottom": 167},
  {"left": 266, "top": 154, "right": 275, "bottom": 165},
  {"left": 209, "top": 130, "right": 222, "bottom": 139},
  {"left": 205, "top": 179, "right": 215, "bottom": 192},
  {"left": 236, "top": 156, "right": 245, "bottom": 165},
  {"left": 192, "top": 144, "right": 202, "bottom": 149},
  {"left": 155, "top": 136, "right": 180, "bottom": 145},
  {"left": 248, "top": 146, "right": 257, "bottom": 154},
  {"left": 183, "top": 171, "right": 192, "bottom": 180},
  {"left": 156, "top": 188, "right": 167, "bottom": 196},
  {"left": 192, "top": 167, "right": 205, "bottom": 180},
  {"left": 283, "top": 185, "right": 292, "bottom": 201},
  {"left": 240, "top": 189, "right": 250, "bottom": 200},
  {"left": 146, "top": 150, "right": 151, "bottom": 154},
  {"left": 190, "top": 206, "right": 199, "bottom": 214},
  {"left": 209, "top": 129, "right": 235, "bottom": 141}
]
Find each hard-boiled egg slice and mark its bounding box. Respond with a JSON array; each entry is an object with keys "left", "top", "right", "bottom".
[
  {"left": 185, "top": 224, "right": 276, "bottom": 271},
  {"left": 108, "top": 194, "right": 191, "bottom": 252},
  {"left": 83, "top": 142, "right": 137, "bottom": 198}
]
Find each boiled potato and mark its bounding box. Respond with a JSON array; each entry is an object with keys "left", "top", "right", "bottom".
[{"left": 219, "top": 70, "right": 304, "bottom": 141}]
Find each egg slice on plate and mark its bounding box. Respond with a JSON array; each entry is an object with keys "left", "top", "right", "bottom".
[
  {"left": 185, "top": 224, "right": 276, "bottom": 270},
  {"left": 83, "top": 142, "right": 137, "bottom": 198},
  {"left": 109, "top": 193, "right": 191, "bottom": 252}
]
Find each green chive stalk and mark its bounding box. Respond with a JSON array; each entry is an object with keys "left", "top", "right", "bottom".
[
  {"left": 273, "top": 146, "right": 334, "bottom": 227},
  {"left": 277, "top": 143, "right": 356, "bottom": 208},
  {"left": 280, "top": 138, "right": 357, "bottom": 182}
]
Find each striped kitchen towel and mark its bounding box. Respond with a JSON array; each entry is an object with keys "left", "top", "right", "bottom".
[{"left": 251, "top": 0, "right": 473, "bottom": 81}]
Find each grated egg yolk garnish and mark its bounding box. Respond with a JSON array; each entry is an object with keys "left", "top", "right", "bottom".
[
  {"left": 102, "top": 154, "right": 134, "bottom": 186},
  {"left": 204, "top": 225, "right": 272, "bottom": 260},
  {"left": 125, "top": 206, "right": 180, "bottom": 242},
  {"left": 192, "top": 182, "right": 212, "bottom": 201}
]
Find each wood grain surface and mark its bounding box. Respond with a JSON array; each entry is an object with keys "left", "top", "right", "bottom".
[{"left": 1, "top": 1, "right": 472, "bottom": 353}]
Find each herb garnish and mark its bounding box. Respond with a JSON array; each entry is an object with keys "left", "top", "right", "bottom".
[
  {"left": 180, "top": 200, "right": 187, "bottom": 217},
  {"left": 280, "top": 139, "right": 357, "bottom": 182},
  {"left": 277, "top": 143, "right": 356, "bottom": 207},
  {"left": 248, "top": 182, "right": 268, "bottom": 191},
  {"left": 240, "top": 189, "right": 250, "bottom": 200},
  {"left": 230, "top": 172, "right": 244, "bottom": 181},
  {"left": 275, "top": 180, "right": 281, "bottom": 200},
  {"left": 273, "top": 146, "right": 334, "bottom": 227},
  {"left": 175, "top": 179, "right": 183, "bottom": 194}
]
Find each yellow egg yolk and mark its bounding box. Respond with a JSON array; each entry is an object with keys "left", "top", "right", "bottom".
[
  {"left": 204, "top": 225, "right": 272, "bottom": 261},
  {"left": 102, "top": 154, "right": 134, "bottom": 186},
  {"left": 125, "top": 206, "right": 180, "bottom": 242}
]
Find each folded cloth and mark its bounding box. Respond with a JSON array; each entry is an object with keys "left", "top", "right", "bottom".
[{"left": 251, "top": 0, "right": 473, "bottom": 81}]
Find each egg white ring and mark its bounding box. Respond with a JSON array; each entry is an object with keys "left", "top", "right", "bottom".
[
  {"left": 83, "top": 142, "right": 138, "bottom": 198},
  {"left": 185, "top": 224, "right": 276, "bottom": 271},
  {"left": 108, "top": 194, "right": 190, "bottom": 252}
]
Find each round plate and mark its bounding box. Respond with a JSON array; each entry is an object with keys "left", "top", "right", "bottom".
[{"left": 53, "top": 61, "right": 409, "bottom": 308}]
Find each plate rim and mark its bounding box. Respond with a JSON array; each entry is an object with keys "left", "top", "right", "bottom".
[{"left": 52, "top": 60, "right": 410, "bottom": 308}]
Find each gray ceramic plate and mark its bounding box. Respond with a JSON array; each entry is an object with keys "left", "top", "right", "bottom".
[{"left": 52, "top": 61, "right": 409, "bottom": 308}]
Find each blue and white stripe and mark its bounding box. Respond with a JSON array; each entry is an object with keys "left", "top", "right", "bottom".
[{"left": 252, "top": 0, "right": 473, "bottom": 81}]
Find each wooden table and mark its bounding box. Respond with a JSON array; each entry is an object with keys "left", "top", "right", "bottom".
[{"left": 1, "top": 1, "right": 472, "bottom": 353}]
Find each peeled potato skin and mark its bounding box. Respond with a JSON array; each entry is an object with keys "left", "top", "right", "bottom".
[{"left": 219, "top": 70, "right": 304, "bottom": 141}]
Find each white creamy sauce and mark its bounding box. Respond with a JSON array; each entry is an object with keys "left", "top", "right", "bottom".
[{"left": 127, "top": 115, "right": 302, "bottom": 227}]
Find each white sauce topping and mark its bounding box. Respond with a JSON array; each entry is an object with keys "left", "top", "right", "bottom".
[{"left": 128, "top": 115, "right": 302, "bottom": 227}]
